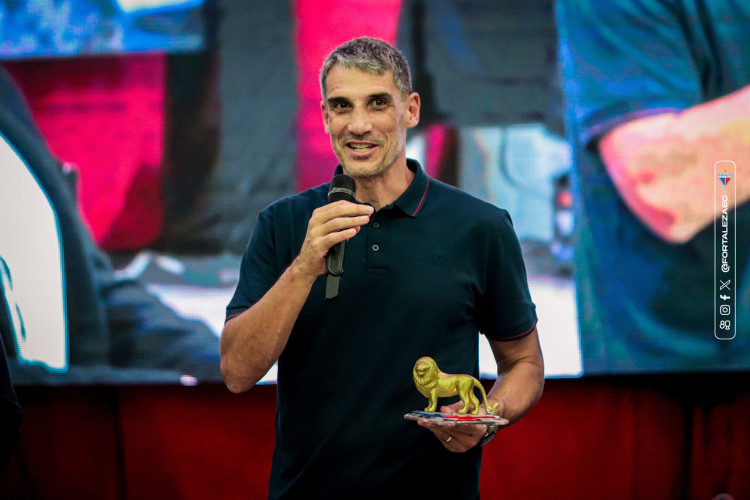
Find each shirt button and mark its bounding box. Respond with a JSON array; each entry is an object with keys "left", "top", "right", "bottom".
[
  {"left": 372, "top": 244, "right": 380, "bottom": 252},
  {"left": 372, "top": 222, "right": 380, "bottom": 228}
]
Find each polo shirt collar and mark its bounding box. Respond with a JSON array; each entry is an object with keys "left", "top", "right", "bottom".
[{"left": 332, "top": 159, "right": 430, "bottom": 218}]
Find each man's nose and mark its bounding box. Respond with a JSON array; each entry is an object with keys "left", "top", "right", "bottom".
[{"left": 348, "top": 107, "right": 373, "bottom": 135}]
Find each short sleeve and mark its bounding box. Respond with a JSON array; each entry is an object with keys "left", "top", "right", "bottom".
[
  {"left": 478, "top": 211, "right": 538, "bottom": 341},
  {"left": 556, "top": 0, "right": 703, "bottom": 147},
  {"left": 225, "top": 209, "right": 280, "bottom": 321}
]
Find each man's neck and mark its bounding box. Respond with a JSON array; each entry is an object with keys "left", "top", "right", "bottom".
[{"left": 354, "top": 159, "right": 415, "bottom": 211}]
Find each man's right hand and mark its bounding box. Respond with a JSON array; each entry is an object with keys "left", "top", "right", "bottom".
[{"left": 293, "top": 200, "right": 374, "bottom": 279}]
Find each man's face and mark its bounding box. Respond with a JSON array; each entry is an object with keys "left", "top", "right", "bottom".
[{"left": 321, "top": 66, "right": 420, "bottom": 179}]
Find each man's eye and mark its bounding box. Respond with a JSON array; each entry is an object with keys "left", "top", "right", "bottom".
[
  {"left": 332, "top": 102, "right": 350, "bottom": 111},
  {"left": 372, "top": 98, "right": 388, "bottom": 107}
]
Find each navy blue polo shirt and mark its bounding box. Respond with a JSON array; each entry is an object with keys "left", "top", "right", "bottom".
[{"left": 227, "top": 159, "right": 537, "bottom": 499}]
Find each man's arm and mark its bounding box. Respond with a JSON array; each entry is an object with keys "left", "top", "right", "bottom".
[
  {"left": 220, "top": 201, "right": 373, "bottom": 393},
  {"left": 599, "top": 84, "right": 750, "bottom": 243},
  {"left": 418, "top": 328, "right": 544, "bottom": 452},
  {"left": 485, "top": 328, "right": 545, "bottom": 424}
]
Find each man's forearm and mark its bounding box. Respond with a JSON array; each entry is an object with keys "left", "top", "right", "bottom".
[
  {"left": 487, "top": 357, "right": 544, "bottom": 425},
  {"left": 220, "top": 259, "right": 316, "bottom": 393},
  {"left": 487, "top": 331, "right": 545, "bottom": 425},
  {"left": 600, "top": 84, "right": 750, "bottom": 243}
]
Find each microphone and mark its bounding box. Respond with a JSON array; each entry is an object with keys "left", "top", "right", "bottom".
[{"left": 325, "top": 174, "right": 356, "bottom": 300}]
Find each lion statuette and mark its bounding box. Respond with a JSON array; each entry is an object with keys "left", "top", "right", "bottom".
[{"left": 412, "top": 356, "right": 499, "bottom": 415}]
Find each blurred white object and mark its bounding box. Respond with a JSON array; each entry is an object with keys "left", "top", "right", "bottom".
[
  {"left": 115, "top": 0, "right": 203, "bottom": 14},
  {"left": 0, "top": 133, "right": 67, "bottom": 371}
]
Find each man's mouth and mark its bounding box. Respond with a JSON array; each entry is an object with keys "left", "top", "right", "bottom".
[{"left": 347, "top": 142, "right": 377, "bottom": 151}]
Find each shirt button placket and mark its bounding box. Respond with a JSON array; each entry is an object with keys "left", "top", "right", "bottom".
[{"left": 370, "top": 218, "right": 382, "bottom": 265}]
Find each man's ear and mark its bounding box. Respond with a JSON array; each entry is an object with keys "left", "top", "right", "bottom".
[
  {"left": 321, "top": 100, "right": 330, "bottom": 134},
  {"left": 405, "top": 92, "right": 421, "bottom": 129}
]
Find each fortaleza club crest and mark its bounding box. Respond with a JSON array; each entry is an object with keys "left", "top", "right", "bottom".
[{"left": 719, "top": 172, "right": 733, "bottom": 186}]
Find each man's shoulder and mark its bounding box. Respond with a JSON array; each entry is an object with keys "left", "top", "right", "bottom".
[
  {"left": 261, "top": 184, "right": 329, "bottom": 218},
  {"left": 428, "top": 177, "right": 510, "bottom": 221}
]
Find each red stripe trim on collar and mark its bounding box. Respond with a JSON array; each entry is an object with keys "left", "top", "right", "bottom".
[{"left": 411, "top": 177, "right": 430, "bottom": 217}]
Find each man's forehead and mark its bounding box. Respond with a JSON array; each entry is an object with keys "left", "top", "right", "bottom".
[{"left": 324, "top": 66, "right": 398, "bottom": 99}]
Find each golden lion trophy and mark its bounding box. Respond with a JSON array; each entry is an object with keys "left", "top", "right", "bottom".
[{"left": 404, "top": 356, "right": 508, "bottom": 427}]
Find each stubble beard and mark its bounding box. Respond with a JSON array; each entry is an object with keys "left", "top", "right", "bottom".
[{"left": 335, "top": 136, "right": 404, "bottom": 180}]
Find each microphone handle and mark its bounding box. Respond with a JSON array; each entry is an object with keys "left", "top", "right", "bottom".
[
  {"left": 325, "top": 174, "right": 355, "bottom": 300},
  {"left": 326, "top": 240, "right": 346, "bottom": 276}
]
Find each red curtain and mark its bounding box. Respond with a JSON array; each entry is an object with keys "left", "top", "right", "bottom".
[{"left": 3, "top": 378, "right": 748, "bottom": 499}]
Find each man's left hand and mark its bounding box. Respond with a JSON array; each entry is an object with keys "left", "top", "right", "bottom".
[{"left": 416, "top": 402, "right": 491, "bottom": 453}]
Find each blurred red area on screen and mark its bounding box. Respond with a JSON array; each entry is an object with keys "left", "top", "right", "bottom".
[
  {"left": 295, "top": 0, "right": 403, "bottom": 191},
  {"left": 4, "top": 54, "right": 165, "bottom": 251}
]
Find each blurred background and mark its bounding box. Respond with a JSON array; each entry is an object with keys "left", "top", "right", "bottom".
[{"left": 0, "top": 1, "right": 747, "bottom": 498}]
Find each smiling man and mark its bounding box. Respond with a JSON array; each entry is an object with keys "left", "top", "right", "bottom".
[
  {"left": 321, "top": 58, "right": 418, "bottom": 192},
  {"left": 221, "top": 37, "right": 544, "bottom": 499}
]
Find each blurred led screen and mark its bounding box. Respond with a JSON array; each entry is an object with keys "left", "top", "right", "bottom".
[
  {"left": 0, "top": 0, "right": 205, "bottom": 60},
  {"left": 1, "top": 0, "right": 747, "bottom": 386}
]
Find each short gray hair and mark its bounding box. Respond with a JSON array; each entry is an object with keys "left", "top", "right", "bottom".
[{"left": 320, "top": 37, "right": 413, "bottom": 100}]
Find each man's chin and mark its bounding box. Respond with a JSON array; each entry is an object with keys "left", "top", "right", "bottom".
[{"left": 340, "top": 160, "right": 384, "bottom": 179}]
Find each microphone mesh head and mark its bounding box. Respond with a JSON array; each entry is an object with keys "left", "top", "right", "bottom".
[{"left": 328, "top": 174, "right": 356, "bottom": 203}]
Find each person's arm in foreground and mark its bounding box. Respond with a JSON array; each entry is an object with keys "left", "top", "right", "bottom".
[
  {"left": 419, "top": 328, "right": 544, "bottom": 452},
  {"left": 220, "top": 201, "right": 373, "bottom": 393},
  {"left": 599, "top": 84, "right": 750, "bottom": 243}
]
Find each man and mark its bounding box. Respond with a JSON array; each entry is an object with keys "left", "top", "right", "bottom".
[
  {"left": 556, "top": 0, "right": 750, "bottom": 374},
  {"left": 221, "top": 37, "right": 543, "bottom": 498}
]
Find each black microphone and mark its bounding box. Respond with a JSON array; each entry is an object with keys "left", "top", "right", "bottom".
[{"left": 325, "top": 174, "right": 356, "bottom": 300}]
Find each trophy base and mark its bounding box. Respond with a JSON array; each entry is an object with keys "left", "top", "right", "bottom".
[{"left": 404, "top": 411, "right": 509, "bottom": 427}]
